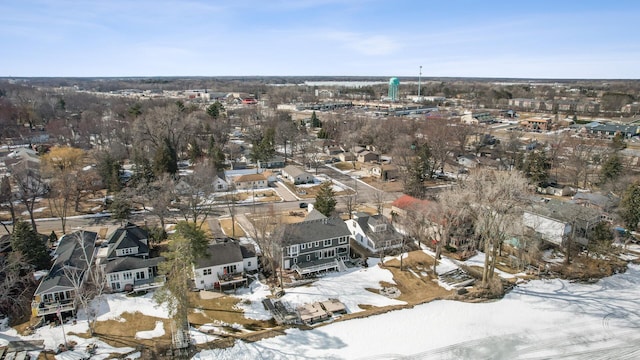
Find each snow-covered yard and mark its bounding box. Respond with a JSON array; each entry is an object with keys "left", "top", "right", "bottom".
[
  {"left": 195, "top": 263, "right": 640, "bottom": 359},
  {"left": 4, "top": 250, "right": 640, "bottom": 359}
]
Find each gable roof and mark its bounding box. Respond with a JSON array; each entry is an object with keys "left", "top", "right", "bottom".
[
  {"left": 194, "top": 241, "right": 244, "bottom": 269},
  {"left": 304, "top": 209, "right": 327, "bottom": 221},
  {"left": 354, "top": 214, "right": 403, "bottom": 244},
  {"left": 35, "top": 231, "right": 97, "bottom": 295},
  {"left": 283, "top": 165, "right": 311, "bottom": 178},
  {"left": 391, "top": 194, "right": 430, "bottom": 210},
  {"left": 104, "top": 256, "right": 164, "bottom": 273},
  {"left": 105, "top": 224, "right": 149, "bottom": 259},
  {"left": 235, "top": 173, "right": 266, "bottom": 182},
  {"left": 283, "top": 217, "right": 351, "bottom": 245}
]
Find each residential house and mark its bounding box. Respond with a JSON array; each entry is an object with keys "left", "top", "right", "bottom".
[
  {"left": 390, "top": 194, "right": 430, "bottom": 218},
  {"left": 100, "top": 224, "right": 164, "bottom": 292},
  {"left": 282, "top": 165, "right": 314, "bottom": 184},
  {"left": 457, "top": 155, "right": 478, "bottom": 168},
  {"left": 338, "top": 152, "right": 356, "bottom": 162},
  {"left": 103, "top": 256, "right": 164, "bottom": 293},
  {"left": 325, "top": 145, "right": 343, "bottom": 156},
  {"left": 213, "top": 171, "right": 229, "bottom": 192},
  {"left": 281, "top": 217, "right": 352, "bottom": 276},
  {"left": 523, "top": 198, "right": 605, "bottom": 246},
  {"left": 232, "top": 173, "right": 268, "bottom": 190},
  {"left": 369, "top": 164, "right": 398, "bottom": 181},
  {"left": 259, "top": 155, "right": 285, "bottom": 169},
  {"left": 192, "top": 240, "right": 258, "bottom": 290},
  {"left": 357, "top": 150, "right": 379, "bottom": 163},
  {"left": 32, "top": 231, "right": 97, "bottom": 318},
  {"left": 346, "top": 213, "right": 403, "bottom": 255}
]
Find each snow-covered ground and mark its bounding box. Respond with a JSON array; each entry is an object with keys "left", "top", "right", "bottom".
[
  {"left": 195, "top": 263, "right": 640, "bottom": 360},
  {"left": 4, "top": 252, "right": 640, "bottom": 359}
]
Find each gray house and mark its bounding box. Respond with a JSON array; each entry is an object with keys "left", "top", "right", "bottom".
[
  {"left": 32, "top": 231, "right": 97, "bottom": 318},
  {"left": 281, "top": 217, "right": 351, "bottom": 276},
  {"left": 282, "top": 165, "right": 314, "bottom": 184},
  {"left": 100, "top": 223, "right": 164, "bottom": 292}
]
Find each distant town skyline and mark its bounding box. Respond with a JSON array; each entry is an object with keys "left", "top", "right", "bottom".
[{"left": 1, "top": 0, "right": 639, "bottom": 79}]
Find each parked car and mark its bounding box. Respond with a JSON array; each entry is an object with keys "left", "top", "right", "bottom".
[{"left": 299, "top": 202, "right": 308, "bottom": 208}]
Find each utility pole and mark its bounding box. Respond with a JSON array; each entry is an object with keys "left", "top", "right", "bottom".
[{"left": 418, "top": 65, "right": 422, "bottom": 98}]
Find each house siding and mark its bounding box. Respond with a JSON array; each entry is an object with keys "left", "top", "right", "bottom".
[{"left": 194, "top": 260, "right": 244, "bottom": 290}]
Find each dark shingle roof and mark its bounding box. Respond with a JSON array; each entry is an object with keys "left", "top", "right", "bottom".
[
  {"left": 283, "top": 217, "right": 351, "bottom": 245},
  {"left": 104, "top": 256, "right": 164, "bottom": 273},
  {"left": 105, "top": 224, "right": 149, "bottom": 259},
  {"left": 34, "top": 231, "right": 97, "bottom": 295},
  {"left": 356, "top": 214, "right": 403, "bottom": 244},
  {"left": 194, "top": 242, "right": 244, "bottom": 269}
]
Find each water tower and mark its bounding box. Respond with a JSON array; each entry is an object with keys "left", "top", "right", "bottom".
[{"left": 388, "top": 77, "right": 400, "bottom": 102}]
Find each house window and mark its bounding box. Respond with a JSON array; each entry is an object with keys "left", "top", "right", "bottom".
[
  {"left": 306, "top": 255, "right": 311, "bottom": 261},
  {"left": 136, "top": 271, "right": 145, "bottom": 280},
  {"left": 247, "top": 261, "right": 252, "bottom": 267},
  {"left": 317, "top": 251, "right": 322, "bottom": 259},
  {"left": 203, "top": 269, "right": 212, "bottom": 275},
  {"left": 123, "top": 272, "right": 132, "bottom": 280},
  {"left": 339, "top": 237, "right": 347, "bottom": 244},
  {"left": 324, "top": 239, "right": 331, "bottom": 247},
  {"left": 110, "top": 274, "right": 120, "bottom": 281},
  {"left": 314, "top": 241, "right": 319, "bottom": 247},
  {"left": 293, "top": 258, "right": 298, "bottom": 264},
  {"left": 223, "top": 265, "right": 237, "bottom": 274},
  {"left": 301, "top": 243, "right": 306, "bottom": 250},
  {"left": 323, "top": 249, "right": 336, "bottom": 258},
  {"left": 112, "top": 282, "right": 121, "bottom": 290}
]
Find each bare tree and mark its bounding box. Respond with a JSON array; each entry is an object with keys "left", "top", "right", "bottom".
[
  {"left": 174, "top": 164, "right": 217, "bottom": 229},
  {"left": 459, "top": 170, "right": 529, "bottom": 289},
  {"left": 0, "top": 176, "right": 16, "bottom": 234},
  {"left": 248, "top": 206, "right": 284, "bottom": 288},
  {"left": 132, "top": 174, "right": 176, "bottom": 234},
  {"left": 372, "top": 190, "right": 387, "bottom": 215},
  {"left": 62, "top": 231, "right": 105, "bottom": 336},
  {"left": 0, "top": 252, "right": 36, "bottom": 320},
  {"left": 12, "top": 165, "right": 48, "bottom": 233},
  {"left": 342, "top": 194, "right": 357, "bottom": 219}
]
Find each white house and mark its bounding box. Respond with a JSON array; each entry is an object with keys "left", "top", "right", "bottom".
[
  {"left": 523, "top": 198, "right": 603, "bottom": 246},
  {"left": 213, "top": 171, "right": 229, "bottom": 192},
  {"left": 104, "top": 257, "right": 164, "bottom": 292},
  {"left": 282, "top": 165, "right": 314, "bottom": 184},
  {"left": 193, "top": 240, "right": 258, "bottom": 290},
  {"left": 346, "top": 212, "right": 403, "bottom": 254}
]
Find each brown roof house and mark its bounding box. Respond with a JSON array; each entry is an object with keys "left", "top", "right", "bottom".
[{"left": 233, "top": 173, "right": 268, "bottom": 190}]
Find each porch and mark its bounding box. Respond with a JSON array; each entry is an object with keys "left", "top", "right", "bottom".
[{"left": 31, "top": 298, "right": 75, "bottom": 317}]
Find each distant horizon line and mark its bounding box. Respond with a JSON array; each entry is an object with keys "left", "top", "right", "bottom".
[{"left": 2, "top": 75, "right": 639, "bottom": 82}]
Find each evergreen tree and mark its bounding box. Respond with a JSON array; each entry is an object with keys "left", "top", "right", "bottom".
[
  {"left": 600, "top": 154, "right": 623, "bottom": 184},
  {"left": 620, "top": 181, "right": 640, "bottom": 231},
  {"left": 310, "top": 111, "right": 322, "bottom": 128},
  {"left": 207, "top": 135, "right": 226, "bottom": 171},
  {"left": 109, "top": 194, "right": 131, "bottom": 226},
  {"left": 11, "top": 220, "right": 50, "bottom": 270},
  {"left": 153, "top": 138, "right": 178, "bottom": 176},
  {"left": 96, "top": 152, "right": 123, "bottom": 192},
  {"left": 154, "top": 222, "right": 208, "bottom": 329},
  {"left": 520, "top": 150, "right": 550, "bottom": 185},
  {"left": 206, "top": 101, "right": 225, "bottom": 119},
  {"left": 314, "top": 181, "right": 337, "bottom": 216},
  {"left": 187, "top": 138, "right": 202, "bottom": 164}
]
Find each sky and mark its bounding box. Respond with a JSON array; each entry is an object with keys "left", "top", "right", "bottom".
[{"left": 1, "top": 0, "right": 639, "bottom": 78}]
